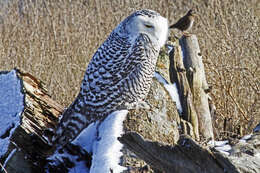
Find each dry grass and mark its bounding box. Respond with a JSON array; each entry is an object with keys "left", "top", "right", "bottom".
[{"left": 0, "top": 0, "right": 259, "bottom": 138}]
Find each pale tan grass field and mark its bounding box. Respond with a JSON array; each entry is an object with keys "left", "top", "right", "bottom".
[{"left": 0, "top": 0, "right": 259, "bottom": 138}]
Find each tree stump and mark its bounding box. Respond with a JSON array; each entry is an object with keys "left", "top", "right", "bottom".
[{"left": 0, "top": 69, "right": 63, "bottom": 173}]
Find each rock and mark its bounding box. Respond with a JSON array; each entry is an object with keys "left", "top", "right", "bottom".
[
  {"left": 156, "top": 46, "right": 171, "bottom": 82},
  {"left": 124, "top": 77, "right": 180, "bottom": 144},
  {"left": 122, "top": 76, "right": 180, "bottom": 171}
]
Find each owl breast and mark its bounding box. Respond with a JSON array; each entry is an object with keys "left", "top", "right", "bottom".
[{"left": 79, "top": 33, "right": 159, "bottom": 118}]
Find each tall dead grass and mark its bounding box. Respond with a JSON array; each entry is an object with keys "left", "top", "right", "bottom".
[{"left": 0, "top": 0, "right": 259, "bottom": 138}]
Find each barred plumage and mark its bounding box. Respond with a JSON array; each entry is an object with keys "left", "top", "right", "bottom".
[{"left": 53, "top": 9, "right": 169, "bottom": 147}]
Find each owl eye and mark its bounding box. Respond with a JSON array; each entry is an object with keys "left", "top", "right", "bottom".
[{"left": 145, "top": 24, "right": 153, "bottom": 28}]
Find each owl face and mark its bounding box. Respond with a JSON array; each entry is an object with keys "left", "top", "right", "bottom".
[{"left": 119, "top": 10, "right": 169, "bottom": 48}]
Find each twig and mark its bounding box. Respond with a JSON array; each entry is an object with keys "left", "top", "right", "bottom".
[{"left": 227, "top": 89, "right": 249, "bottom": 121}]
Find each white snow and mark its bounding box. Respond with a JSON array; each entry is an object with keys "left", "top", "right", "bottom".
[
  {"left": 89, "top": 110, "right": 128, "bottom": 173},
  {"left": 0, "top": 70, "right": 24, "bottom": 157},
  {"left": 240, "top": 134, "right": 252, "bottom": 142},
  {"left": 214, "top": 144, "right": 232, "bottom": 152},
  {"left": 253, "top": 123, "right": 260, "bottom": 133},
  {"left": 208, "top": 140, "right": 231, "bottom": 156},
  {"left": 208, "top": 140, "right": 229, "bottom": 147},
  {"left": 47, "top": 147, "right": 90, "bottom": 173},
  {"left": 166, "top": 44, "right": 174, "bottom": 54},
  {"left": 256, "top": 152, "right": 260, "bottom": 159},
  {"left": 209, "top": 134, "right": 258, "bottom": 156},
  {"left": 216, "top": 150, "right": 230, "bottom": 156},
  {"left": 154, "top": 72, "right": 182, "bottom": 113},
  {"left": 47, "top": 110, "right": 128, "bottom": 173},
  {"left": 72, "top": 121, "right": 98, "bottom": 154},
  {"left": 69, "top": 161, "right": 90, "bottom": 173}
]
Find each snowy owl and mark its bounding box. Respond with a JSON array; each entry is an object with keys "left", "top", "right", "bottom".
[{"left": 53, "top": 9, "right": 169, "bottom": 147}]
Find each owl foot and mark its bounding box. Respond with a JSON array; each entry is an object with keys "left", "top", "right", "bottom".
[{"left": 119, "top": 101, "right": 151, "bottom": 111}]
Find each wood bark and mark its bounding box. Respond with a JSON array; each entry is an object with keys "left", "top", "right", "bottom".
[
  {"left": 169, "top": 40, "right": 199, "bottom": 140},
  {"left": 119, "top": 131, "right": 260, "bottom": 173},
  {"left": 180, "top": 35, "right": 213, "bottom": 139},
  {"left": 169, "top": 35, "right": 214, "bottom": 140},
  {"left": 2, "top": 69, "right": 63, "bottom": 172}
]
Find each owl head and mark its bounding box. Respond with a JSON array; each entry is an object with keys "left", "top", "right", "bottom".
[{"left": 116, "top": 9, "right": 169, "bottom": 48}]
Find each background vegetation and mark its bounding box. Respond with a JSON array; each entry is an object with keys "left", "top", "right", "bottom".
[{"left": 0, "top": 0, "right": 259, "bottom": 139}]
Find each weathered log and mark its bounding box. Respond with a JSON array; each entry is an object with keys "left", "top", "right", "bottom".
[
  {"left": 180, "top": 35, "right": 214, "bottom": 140},
  {"left": 16, "top": 69, "right": 63, "bottom": 144},
  {"left": 0, "top": 69, "right": 63, "bottom": 173},
  {"left": 119, "top": 131, "right": 260, "bottom": 173},
  {"left": 169, "top": 35, "right": 214, "bottom": 140},
  {"left": 169, "top": 39, "right": 200, "bottom": 140}
]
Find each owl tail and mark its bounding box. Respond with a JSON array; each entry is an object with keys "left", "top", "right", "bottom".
[{"left": 52, "top": 99, "right": 89, "bottom": 148}]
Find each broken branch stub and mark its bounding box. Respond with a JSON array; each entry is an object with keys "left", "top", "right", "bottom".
[
  {"left": 169, "top": 41, "right": 200, "bottom": 140},
  {"left": 179, "top": 35, "right": 214, "bottom": 140}
]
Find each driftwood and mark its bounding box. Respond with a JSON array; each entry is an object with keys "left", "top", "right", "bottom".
[
  {"left": 16, "top": 69, "right": 63, "bottom": 146},
  {"left": 180, "top": 35, "right": 214, "bottom": 140},
  {"left": 169, "top": 42, "right": 200, "bottom": 140},
  {"left": 119, "top": 131, "right": 260, "bottom": 173},
  {"left": 169, "top": 35, "right": 213, "bottom": 140},
  {"left": 1, "top": 69, "right": 63, "bottom": 172}
]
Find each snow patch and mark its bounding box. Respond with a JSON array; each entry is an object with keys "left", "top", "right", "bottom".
[
  {"left": 47, "top": 110, "right": 128, "bottom": 173},
  {"left": 208, "top": 140, "right": 229, "bottom": 147},
  {"left": 72, "top": 121, "right": 98, "bottom": 154},
  {"left": 214, "top": 145, "right": 232, "bottom": 152},
  {"left": 47, "top": 147, "right": 90, "bottom": 173},
  {"left": 256, "top": 152, "right": 260, "bottom": 159},
  {"left": 216, "top": 150, "right": 230, "bottom": 156},
  {"left": 209, "top": 140, "right": 232, "bottom": 156},
  {"left": 209, "top": 133, "right": 257, "bottom": 156},
  {"left": 3, "top": 148, "right": 17, "bottom": 168},
  {"left": 166, "top": 44, "right": 174, "bottom": 54},
  {"left": 253, "top": 123, "right": 260, "bottom": 133},
  {"left": 240, "top": 134, "right": 252, "bottom": 142},
  {"left": 90, "top": 110, "right": 128, "bottom": 173},
  {"left": 0, "top": 70, "right": 24, "bottom": 157},
  {"left": 154, "top": 72, "right": 182, "bottom": 113}
]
